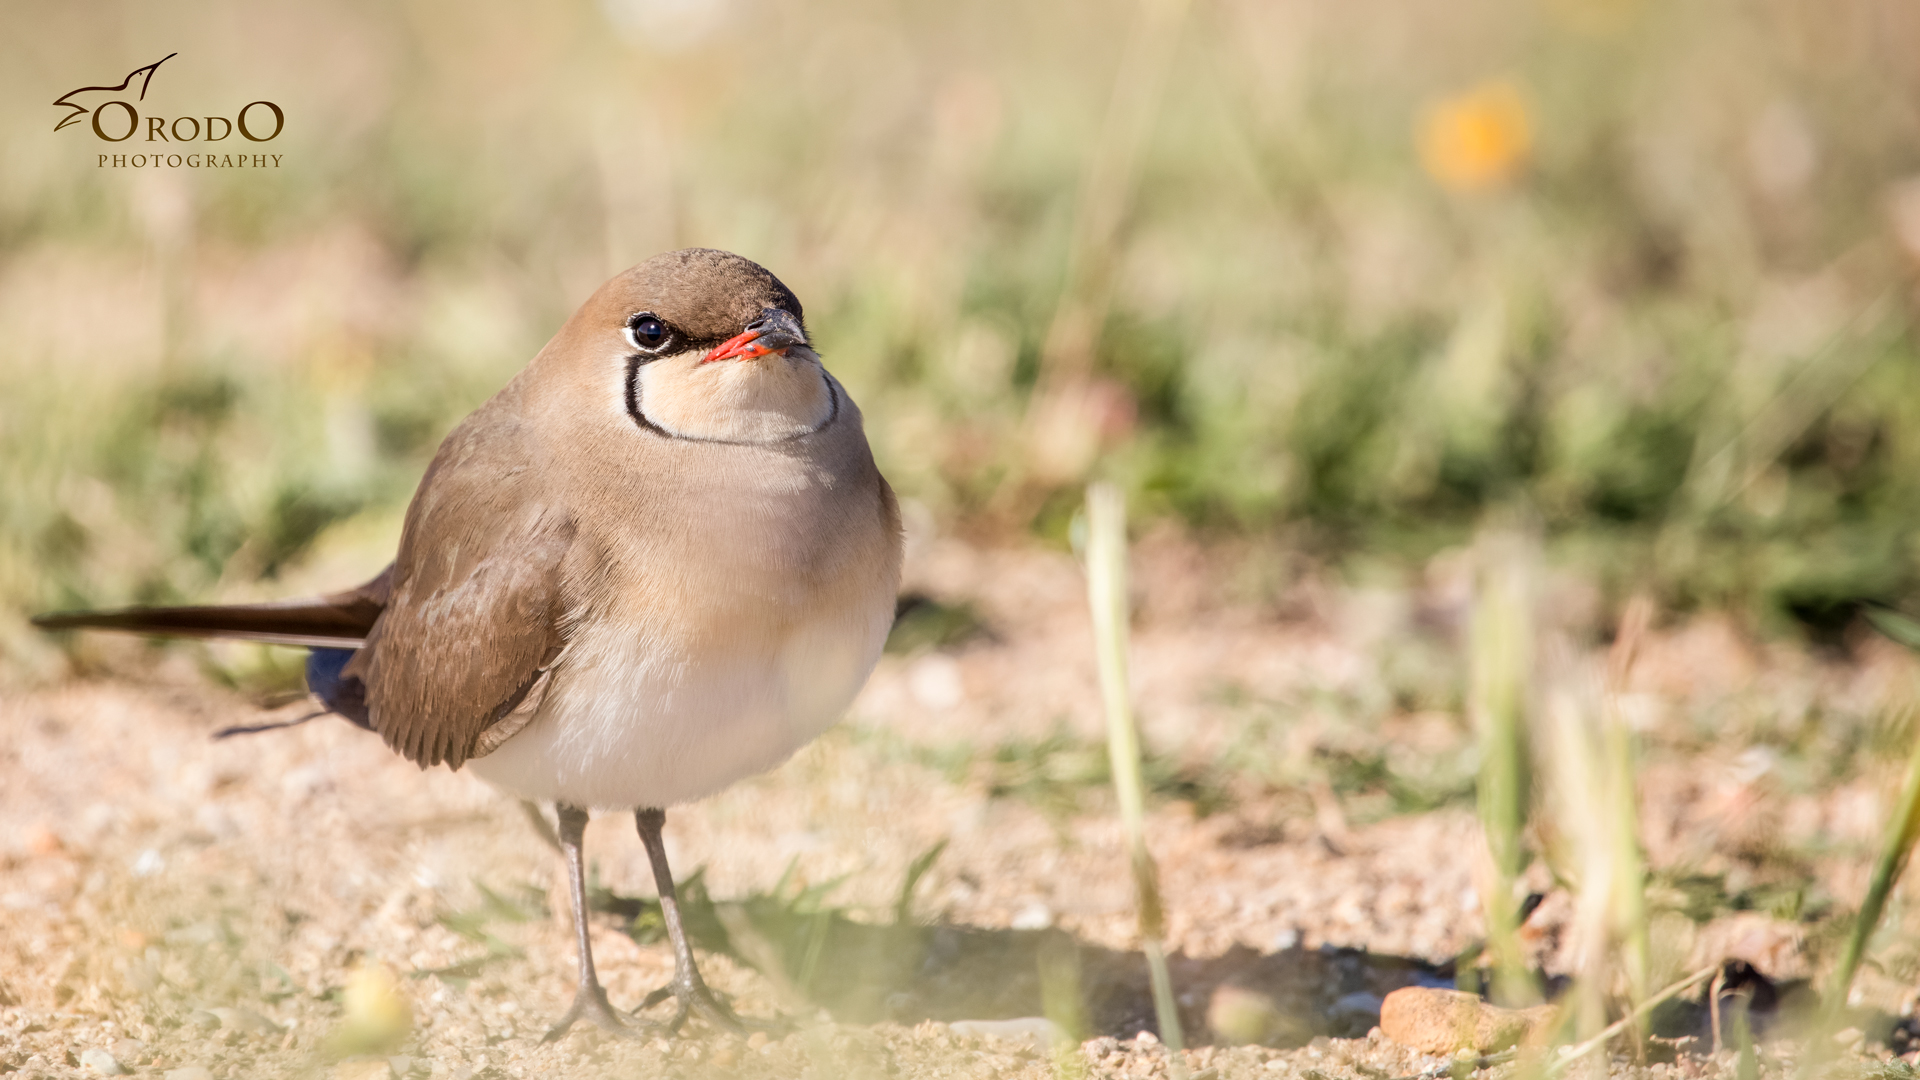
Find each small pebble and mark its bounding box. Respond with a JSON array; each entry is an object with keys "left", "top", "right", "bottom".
[
  {"left": 211, "top": 1006, "right": 280, "bottom": 1034},
  {"left": 1379, "top": 987, "right": 1553, "bottom": 1054},
  {"left": 950, "top": 1017, "right": 1070, "bottom": 1050},
  {"left": 747, "top": 1031, "right": 770, "bottom": 1051},
  {"left": 331, "top": 1058, "right": 396, "bottom": 1080},
  {"left": 78, "top": 1049, "right": 124, "bottom": 1076},
  {"left": 1208, "top": 984, "right": 1311, "bottom": 1047},
  {"left": 1329, "top": 990, "right": 1384, "bottom": 1032},
  {"left": 186, "top": 1010, "right": 220, "bottom": 1030},
  {"left": 25, "top": 824, "right": 64, "bottom": 856},
  {"left": 1010, "top": 902, "right": 1054, "bottom": 930}
]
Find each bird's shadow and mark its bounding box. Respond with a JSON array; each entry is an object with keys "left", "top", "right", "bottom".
[
  {"left": 591, "top": 875, "right": 1455, "bottom": 1044},
  {"left": 589, "top": 879, "right": 1886, "bottom": 1052}
]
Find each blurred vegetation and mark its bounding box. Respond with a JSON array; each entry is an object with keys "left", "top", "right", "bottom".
[{"left": 4, "top": 0, "right": 1920, "bottom": 672}]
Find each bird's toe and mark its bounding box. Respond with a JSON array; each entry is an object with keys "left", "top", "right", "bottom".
[{"left": 543, "top": 984, "right": 643, "bottom": 1043}]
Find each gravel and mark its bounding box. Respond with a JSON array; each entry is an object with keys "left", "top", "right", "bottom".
[{"left": 5, "top": 538, "right": 1919, "bottom": 1078}]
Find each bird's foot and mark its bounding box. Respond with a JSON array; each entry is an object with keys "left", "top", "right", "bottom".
[
  {"left": 543, "top": 982, "right": 642, "bottom": 1043},
  {"left": 633, "top": 973, "right": 776, "bottom": 1037}
]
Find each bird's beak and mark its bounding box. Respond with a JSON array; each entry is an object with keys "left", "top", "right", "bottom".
[{"left": 704, "top": 307, "right": 808, "bottom": 363}]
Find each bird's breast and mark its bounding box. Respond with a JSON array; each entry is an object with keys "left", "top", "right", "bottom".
[{"left": 464, "top": 435, "right": 899, "bottom": 809}]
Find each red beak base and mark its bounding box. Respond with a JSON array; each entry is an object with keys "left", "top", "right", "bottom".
[{"left": 703, "top": 329, "right": 780, "bottom": 363}]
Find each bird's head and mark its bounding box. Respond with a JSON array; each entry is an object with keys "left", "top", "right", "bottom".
[{"left": 559, "top": 248, "right": 832, "bottom": 444}]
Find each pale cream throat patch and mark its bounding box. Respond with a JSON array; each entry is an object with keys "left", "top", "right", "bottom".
[{"left": 635, "top": 350, "right": 834, "bottom": 442}]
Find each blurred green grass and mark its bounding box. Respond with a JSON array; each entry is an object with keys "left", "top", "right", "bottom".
[{"left": 4, "top": 0, "right": 1920, "bottom": 672}]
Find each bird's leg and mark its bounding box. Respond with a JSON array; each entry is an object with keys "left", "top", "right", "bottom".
[
  {"left": 631, "top": 807, "right": 750, "bottom": 1034},
  {"left": 541, "top": 805, "right": 637, "bottom": 1042}
]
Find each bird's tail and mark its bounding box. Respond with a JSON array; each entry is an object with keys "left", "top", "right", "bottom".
[
  {"left": 32, "top": 599, "right": 373, "bottom": 648},
  {"left": 30, "top": 568, "right": 392, "bottom": 649},
  {"left": 31, "top": 570, "right": 390, "bottom": 733}
]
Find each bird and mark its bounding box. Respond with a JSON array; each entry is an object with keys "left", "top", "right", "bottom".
[
  {"left": 52, "top": 52, "right": 177, "bottom": 132},
  {"left": 33, "top": 247, "right": 904, "bottom": 1040}
]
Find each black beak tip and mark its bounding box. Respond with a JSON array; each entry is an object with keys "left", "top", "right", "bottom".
[{"left": 748, "top": 307, "right": 808, "bottom": 350}]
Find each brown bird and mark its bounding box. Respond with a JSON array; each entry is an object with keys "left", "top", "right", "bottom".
[{"left": 34, "top": 248, "right": 904, "bottom": 1039}]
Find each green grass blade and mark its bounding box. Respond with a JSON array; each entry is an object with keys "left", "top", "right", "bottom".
[
  {"left": 1084, "top": 482, "right": 1187, "bottom": 1075},
  {"left": 1826, "top": 720, "right": 1920, "bottom": 1017},
  {"left": 1469, "top": 526, "right": 1537, "bottom": 1005}
]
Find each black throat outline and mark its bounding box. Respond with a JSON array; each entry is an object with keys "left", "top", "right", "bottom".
[{"left": 623, "top": 354, "right": 841, "bottom": 445}]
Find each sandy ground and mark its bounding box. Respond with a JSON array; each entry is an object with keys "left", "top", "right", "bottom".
[{"left": 3, "top": 535, "right": 1919, "bottom": 1078}]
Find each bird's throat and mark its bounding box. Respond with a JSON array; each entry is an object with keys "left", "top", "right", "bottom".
[{"left": 632, "top": 353, "right": 836, "bottom": 443}]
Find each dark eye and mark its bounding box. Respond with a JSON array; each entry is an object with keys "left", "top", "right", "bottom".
[{"left": 628, "top": 313, "right": 670, "bottom": 350}]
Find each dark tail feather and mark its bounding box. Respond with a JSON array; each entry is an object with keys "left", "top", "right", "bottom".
[
  {"left": 31, "top": 568, "right": 392, "bottom": 650},
  {"left": 32, "top": 599, "right": 374, "bottom": 648},
  {"left": 214, "top": 709, "right": 329, "bottom": 739}
]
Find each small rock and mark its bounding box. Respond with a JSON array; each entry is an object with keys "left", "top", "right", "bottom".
[
  {"left": 210, "top": 1006, "right": 280, "bottom": 1034},
  {"left": 1329, "top": 991, "right": 1384, "bottom": 1035},
  {"left": 108, "top": 1039, "right": 146, "bottom": 1064},
  {"left": 1010, "top": 902, "right": 1054, "bottom": 930},
  {"left": 1379, "top": 987, "right": 1554, "bottom": 1054},
  {"left": 1136, "top": 1029, "right": 1161, "bottom": 1048},
  {"left": 165, "top": 1068, "right": 215, "bottom": 1080},
  {"left": 78, "top": 1048, "right": 124, "bottom": 1075},
  {"left": 387, "top": 1056, "right": 415, "bottom": 1077},
  {"left": 1208, "top": 984, "right": 1312, "bottom": 1047},
  {"left": 24, "top": 824, "right": 64, "bottom": 857},
  {"left": 746, "top": 1032, "right": 770, "bottom": 1051},
  {"left": 332, "top": 1058, "right": 396, "bottom": 1080},
  {"left": 185, "top": 1010, "right": 220, "bottom": 1029},
  {"left": 949, "top": 1017, "right": 1070, "bottom": 1050}
]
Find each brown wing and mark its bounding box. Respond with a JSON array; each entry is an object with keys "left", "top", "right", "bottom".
[
  {"left": 345, "top": 396, "right": 575, "bottom": 770},
  {"left": 32, "top": 569, "right": 392, "bottom": 648}
]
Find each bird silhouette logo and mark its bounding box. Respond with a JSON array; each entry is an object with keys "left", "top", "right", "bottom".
[{"left": 52, "top": 52, "right": 177, "bottom": 133}]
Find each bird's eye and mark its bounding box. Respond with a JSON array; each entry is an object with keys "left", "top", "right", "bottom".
[{"left": 628, "top": 314, "right": 669, "bottom": 350}]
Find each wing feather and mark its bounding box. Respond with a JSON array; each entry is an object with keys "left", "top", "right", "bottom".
[{"left": 346, "top": 391, "right": 574, "bottom": 769}]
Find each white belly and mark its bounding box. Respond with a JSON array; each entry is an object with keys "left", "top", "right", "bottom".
[{"left": 466, "top": 599, "right": 890, "bottom": 809}]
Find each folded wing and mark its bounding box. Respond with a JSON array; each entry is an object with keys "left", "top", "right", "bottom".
[{"left": 345, "top": 392, "right": 575, "bottom": 771}]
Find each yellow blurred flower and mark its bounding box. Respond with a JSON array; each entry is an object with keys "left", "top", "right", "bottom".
[
  {"left": 327, "top": 962, "right": 413, "bottom": 1057},
  {"left": 1418, "top": 80, "right": 1533, "bottom": 193}
]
